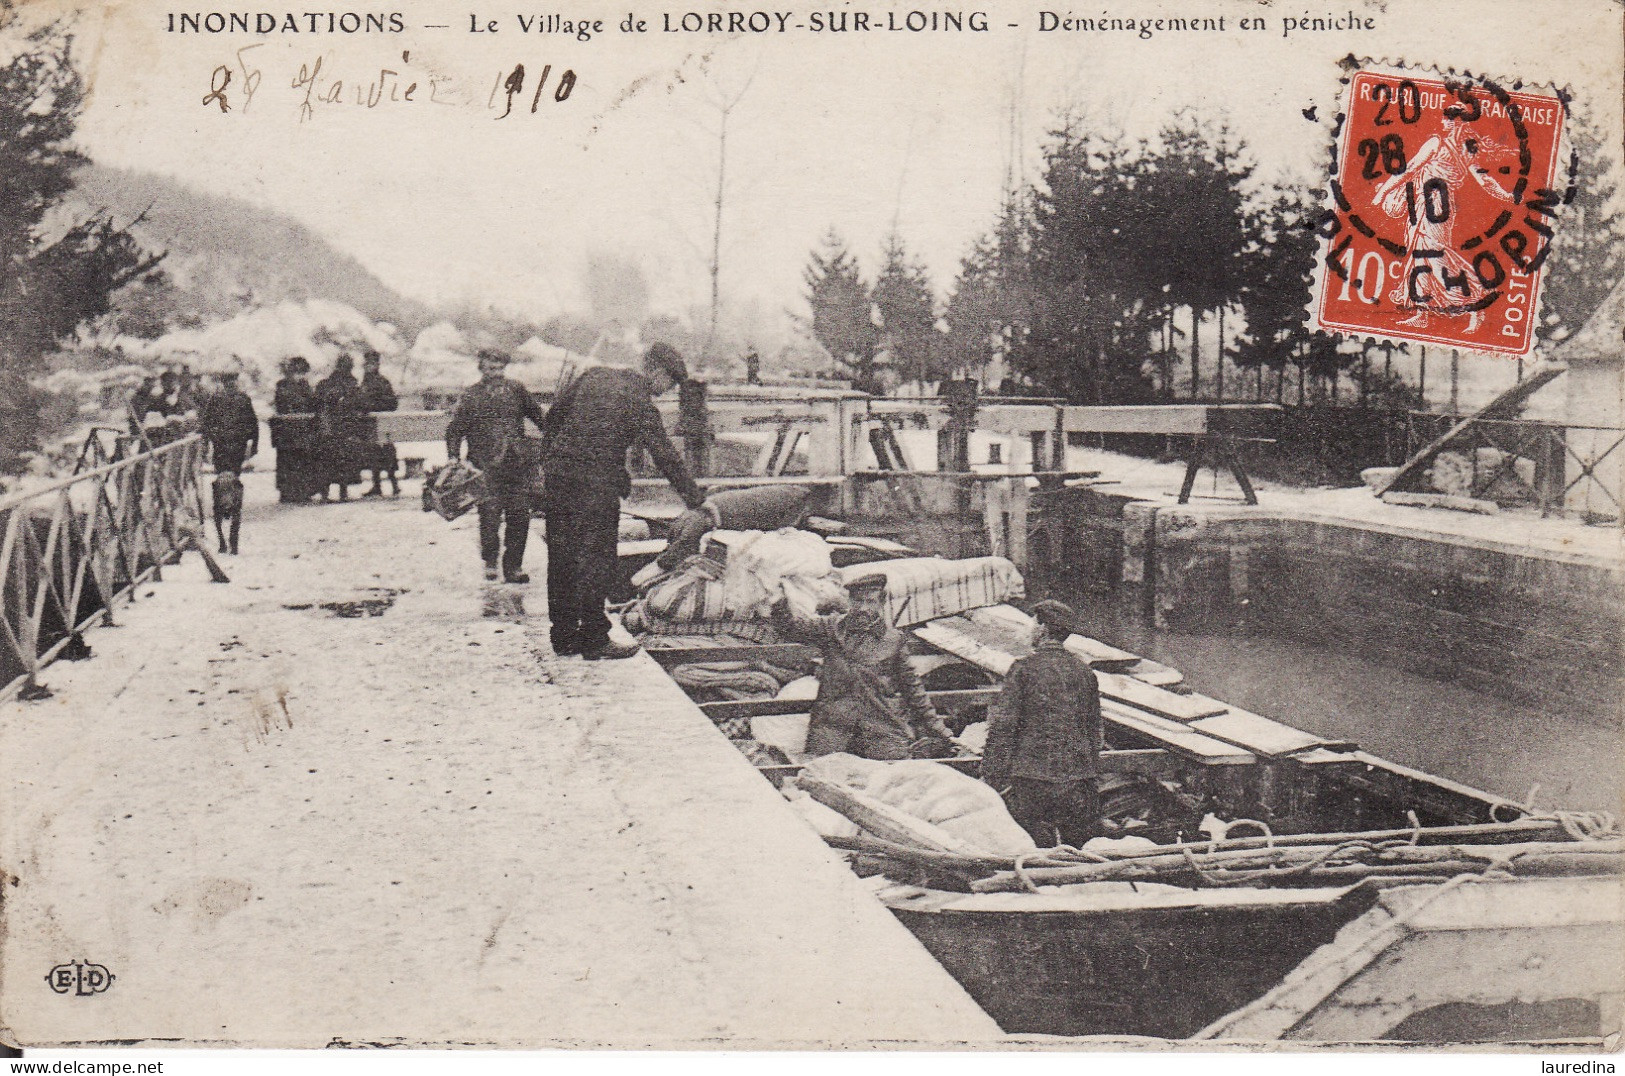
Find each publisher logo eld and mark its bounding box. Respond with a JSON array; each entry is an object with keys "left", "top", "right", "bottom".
[{"left": 45, "top": 959, "right": 115, "bottom": 996}]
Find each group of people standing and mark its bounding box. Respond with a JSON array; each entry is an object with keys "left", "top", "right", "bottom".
[
  {"left": 129, "top": 363, "right": 260, "bottom": 477},
  {"left": 128, "top": 366, "right": 202, "bottom": 447},
  {"left": 272, "top": 349, "right": 400, "bottom": 503}
]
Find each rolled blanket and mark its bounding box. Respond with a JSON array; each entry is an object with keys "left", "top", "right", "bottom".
[
  {"left": 670, "top": 661, "right": 783, "bottom": 701},
  {"left": 839, "top": 555, "right": 1023, "bottom": 627}
]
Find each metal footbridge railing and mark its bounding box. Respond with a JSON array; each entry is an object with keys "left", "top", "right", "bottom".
[{"left": 0, "top": 433, "right": 209, "bottom": 700}]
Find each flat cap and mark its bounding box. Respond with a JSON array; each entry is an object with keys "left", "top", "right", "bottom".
[
  {"left": 844, "top": 573, "right": 889, "bottom": 596},
  {"left": 643, "top": 342, "right": 688, "bottom": 383},
  {"left": 1030, "top": 598, "right": 1078, "bottom": 637}
]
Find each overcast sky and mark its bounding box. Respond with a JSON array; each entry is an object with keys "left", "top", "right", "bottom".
[{"left": 50, "top": 0, "right": 1625, "bottom": 333}]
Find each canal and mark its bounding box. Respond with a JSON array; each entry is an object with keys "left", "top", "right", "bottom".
[{"left": 1066, "top": 593, "right": 1622, "bottom": 817}]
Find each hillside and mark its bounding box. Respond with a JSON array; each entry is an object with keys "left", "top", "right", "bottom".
[{"left": 69, "top": 164, "right": 437, "bottom": 337}]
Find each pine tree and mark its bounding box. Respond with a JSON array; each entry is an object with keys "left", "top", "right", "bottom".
[
  {"left": 871, "top": 232, "right": 941, "bottom": 390},
  {"left": 1541, "top": 113, "right": 1625, "bottom": 345},
  {"left": 0, "top": 4, "right": 162, "bottom": 473},
  {"left": 800, "top": 228, "right": 877, "bottom": 391},
  {"left": 942, "top": 195, "right": 1032, "bottom": 386},
  {"left": 1233, "top": 190, "right": 1348, "bottom": 400},
  {"left": 1014, "top": 124, "right": 1158, "bottom": 403},
  {"left": 1140, "top": 114, "right": 1253, "bottom": 398}
]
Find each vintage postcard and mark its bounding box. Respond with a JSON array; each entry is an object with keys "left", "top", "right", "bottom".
[{"left": 0, "top": 0, "right": 1621, "bottom": 1056}]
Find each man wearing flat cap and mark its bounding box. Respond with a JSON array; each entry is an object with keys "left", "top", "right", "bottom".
[
  {"left": 446, "top": 348, "right": 550, "bottom": 582},
  {"left": 200, "top": 365, "right": 259, "bottom": 476},
  {"left": 541, "top": 343, "right": 705, "bottom": 660},
  {"left": 770, "top": 573, "right": 955, "bottom": 760},
  {"left": 982, "top": 598, "right": 1105, "bottom": 846}
]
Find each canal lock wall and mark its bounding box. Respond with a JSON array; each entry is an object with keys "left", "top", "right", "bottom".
[
  {"left": 1021, "top": 488, "right": 1625, "bottom": 728},
  {"left": 685, "top": 472, "right": 1620, "bottom": 728}
]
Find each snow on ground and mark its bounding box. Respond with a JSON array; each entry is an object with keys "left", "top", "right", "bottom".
[
  {"left": 0, "top": 473, "right": 996, "bottom": 1048},
  {"left": 1075, "top": 448, "right": 1624, "bottom": 563}
]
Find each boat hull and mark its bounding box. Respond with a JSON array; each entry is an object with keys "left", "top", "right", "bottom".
[{"left": 889, "top": 893, "right": 1375, "bottom": 1038}]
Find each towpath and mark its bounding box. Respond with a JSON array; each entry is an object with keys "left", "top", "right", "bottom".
[{"left": 0, "top": 474, "right": 999, "bottom": 1048}]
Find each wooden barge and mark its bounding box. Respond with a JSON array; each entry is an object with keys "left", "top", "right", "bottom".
[{"left": 631, "top": 560, "right": 1621, "bottom": 1042}]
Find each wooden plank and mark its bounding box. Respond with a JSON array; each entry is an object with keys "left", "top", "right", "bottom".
[
  {"left": 913, "top": 621, "right": 1015, "bottom": 676},
  {"left": 1099, "top": 748, "right": 1181, "bottom": 777},
  {"left": 700, "top": 686, "right": 1001, "bottom": 722},
  {"left": 1102, "top": 699, "right": 1256, "bottom": 765},
  {"left": 701, "top": 698, "right": 816, "bottom": 719},
  {"left": 1124, "top": 660, "right": 1185, "bottom": 689},
  {"left": 646, "top": 644, "right": 821, "bottom": 667},
  {"left": 758, "top": 756, "right": 983, "bottom": 779},
  {"left": 917, "top": 619, "right": 1222, "bottom": 721},
  {"left": 760, "top": 749, "right": 1174, "bottom": 780},
  {"left": 1057, "top": 404, "right": 1282, "bottom": 437},
  {"left": 1062, "top": 634, "right": 1141, "bottom": 669},
  {"left": 797, "top": 775, "right": 985, "bottom": 855},
  {"left": 1191, "top": 709, "right": 1342, "bottom": 758},
  {"left": 1097, "top": 673, "right": 1228, "bottom": 721}
]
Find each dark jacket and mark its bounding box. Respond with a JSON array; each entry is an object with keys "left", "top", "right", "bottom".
[
  {"left": 445, "top": 376, "right": 549, "bottom": 477},
  {"left": 982, "top": 640, "right": 1104, "bottom": 786},
  {"left": 201, "top": 389, "right": 259, "bottom": 448},
  {"left": 771, "top": 602, "right": 950, "bottom": 761},
  {"left": 360, "top": 371, "right": 399, "bottom": 413},
  {"left": 542, "top": 366, "right": 703, "bottom": 508},
  {"left": 274, "top": 378, "right": 316, "bottom": 415},
  {"left": 315, "top": 371, "right": 363, "bottom": 418}
]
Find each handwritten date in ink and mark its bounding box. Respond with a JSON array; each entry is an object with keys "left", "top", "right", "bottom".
[{"left": 199, "top": 49, "right": 576, "bottom": 123}]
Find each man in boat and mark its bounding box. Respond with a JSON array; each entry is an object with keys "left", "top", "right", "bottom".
[
  {"left": 981, "top": 598, "right": 1105, "bottom": 847},
  {"left": 654, "top": 483, "right": 821, "bottom": 572},
  {"left": 770, "top": 573, "right": 956, "bottom": 761},
  {"left": 446, "top": 348, "right": 550, "bottom": 584},
  {"left": 542, "top": 343, "right": 705, "bottom": 659}
]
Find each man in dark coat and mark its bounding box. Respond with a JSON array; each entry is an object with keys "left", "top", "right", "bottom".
[
  {"left": 315, "top": 354, "right": 365, "bottom": 502},
  {"left": 770, "top": 574, "right": 955, "bottom": 760},
  {"left": 446, "top": 348, "right": 549, "bottom": 583},
  {"left": 542, "top": 343, "right": 704, "bottom": 659},
  {"left": 358, "top": 348, "right": 400, "bottom": 498},
  {"left": 981, "top": 599, "right": 1105, "bottom": 847},
  {"left": 272, "top": 357, "right": 320, "bottom": 503},
  {"left": 199, "top": 367, "right": 259, "bottom": 474}
]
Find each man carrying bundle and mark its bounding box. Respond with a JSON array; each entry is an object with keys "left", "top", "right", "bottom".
[
  {"left": 981, "top": 598, "right": 1105, "bottom": 847},
  {"left": 770, "top": 573, "right": 956, "bottom": 761},
  {"left": 446, "top": 348, "right": 550, "bottom": 583}
]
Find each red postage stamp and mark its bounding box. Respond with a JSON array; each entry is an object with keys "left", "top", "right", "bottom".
[{"left": 1312, "top": 65, "right": 1569, "bottom": 357}]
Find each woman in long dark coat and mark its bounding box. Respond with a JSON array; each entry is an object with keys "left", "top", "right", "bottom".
[{"left": 272, "top": 357, "right": 321, "bottom": 503}]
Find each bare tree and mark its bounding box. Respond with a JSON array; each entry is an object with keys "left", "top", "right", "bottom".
[{"left": 699, "top": 61, "right": 758, "bottom": 356}]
